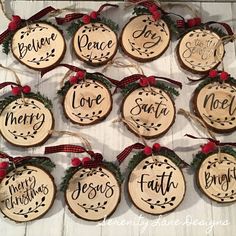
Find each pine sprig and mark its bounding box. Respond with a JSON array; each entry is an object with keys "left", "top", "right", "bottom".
[
  {"left": 121, "top": 82, "right": 139, "bottom": 96},
  {"left": 67, "top": 21, "right": 83, "bottom": 37},
  {"left": 2, "top": 33, "right": 13, "bottom": 55},
  {"left": 133, "top": 6, "right": 150, "bottom": 16},
  {"left": 99, "top": 17, "right": 119, "bottom": 32},
  {"left": 102, "top": 161, "right": 123, "bottom": 184},
  {"left": 191, "top": 146, "right": 236, "bottom": 170}
]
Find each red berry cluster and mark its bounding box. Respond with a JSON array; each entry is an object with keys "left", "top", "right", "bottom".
[
  {"left": 143, "top": 143, "right": 161, "bottom": 156},
  {"left": 69, "top": 71, "right": 86, "bottom": 84},
  {"left": 187, "top": 17, "right": 201, "bottom": 28},
  {"left": 139, "top": 76, "right": 156, "bottom": 87},
  {"left": 82, "top": 11, "right": 98, "bottom": 24},
  {"left": 8, "top": 15, "right": 21, "bottom": 31},
  {"left": 148, "top": 4, "right": 161, "bottom": 21},
  {"left": 201, "top": 141, "right": 217, "bottom": 154},
  {"left": 11, "top": 85, "right": 31, "bottom": 96},
  {"left": 71, "top": 157, "right": 91, "bottom": 167},
  {"left": 0, "top": 161, "right": 9, "bottom": 181},
  {"left": 208, "top": 70, "right": 229, "bottom": 81}
]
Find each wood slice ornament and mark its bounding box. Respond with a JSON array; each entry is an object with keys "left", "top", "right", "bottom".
[
  {"left": 0, "top": 155, "right": 56, "bottom": 222},
  {"left": 120, "top": 75, "right": 181, "bottom": 139},
  {"left": 126, "top": 144, "right": 186, "bottom": 215},
  {"left": 192, "top": 71, "right": 236, "bottom": 133},
  {"left": 192, "top": 142, "right": 236, "bottom": 203},
  {"left": 0, "top": 84, "right": 54, "bottom": 147}
]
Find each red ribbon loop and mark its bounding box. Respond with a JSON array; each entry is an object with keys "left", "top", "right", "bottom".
[
  {"left": 0, "top": 82, "right": 20, "bottom": 90},
  {"left": 0, "top": 6, "right": 57, "bottom": 44},
  {"left": 116, "top": 143, "right": 145, "bottom": 165},
  {"left": 205, "top": 21, "right": 234, "bottom": 36},
  {"left": 44, "top": 144, "right": 103, "bottom": 168}
]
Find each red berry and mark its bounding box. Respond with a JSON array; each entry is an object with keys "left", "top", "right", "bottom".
[
  {"left": 0, "top": 162, "right": 9, "bottom": 169},
  {"left": 12, "top": 15, "right": 21, "bottom": 24},
  {"left": 147, "top": 76, "right": 156, "bottom": 85},
  {"left": 8, "top": 21, "right": 18, "bottom": 31},
  {"left": 152, "top": 11, "right": 161, "bottom": 21},
  {"left": 0, "top": 169, "right": 7, "bottom": 178},
  {"left": 139, "top": 78, "right": 149, "bottom": 87},
  {"left": 148, "top": 4, "right": 158, "bottom": 13},
  {"left": 201, "top": 141, "right": 217, "bottom": 154},
  {"left": 194, "top": 17, "right": 201, "bottom": 25},
  {"left": 69, "top": 76, "right": 78, "bottom": 84},
  {"left": 82, "top": 15, "right": 91, "bottom": 24},
  {"left": 82, "top": 157, "right": 91, "bottom": 165},
  {"left": 208, "top": 70, "right": 218, "bottom": 78},
  {"left": 187, "top": 18, "right": 196, "bottom": 28},
  {"left": 90, "top": 11, "right": 98, "bottom": 20},
  {"left": 153, "top": 143, "right": 161, "bottom": 152},
  {"left": 76, "top": 70, "right": 85, "bottom": 79},
  {"left": 143, "top": 146, "right": 152, "bottom": 156},
  {"left": 11, "top": 86, "right": 21, "bottom": 95},
  {"left": 71, "top": 158, "right": 82, "bottom": 167},
  {"left": 220, "top": 71, "right": 229, "bottom": 81},
  {"left": 22, "top": 85, "right": 31, "bottom": 94}
]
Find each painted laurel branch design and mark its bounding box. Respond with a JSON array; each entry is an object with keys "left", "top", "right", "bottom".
[
  {"left": 72, "top": 110, "right": 103, "bottom": 122},
  {"left": 212, "top": 190, "right": 236, "bottom": 202},
  {"left": 131, "top": 117, "right": 162, "bottom": 131},
  {"left": 138, "top": 87, "right": 168, "bottom": 101},
  {"left": 4, "top": 166, "right": 37, "bottom": 186},
  {"left": 82, "top": 24, "right": 110, "bottom": 33},
  {"left": 78, "top": 168, "right": 109, "bottom": 178},
  {"left": 207, "top": 82, "right": 236, "bottom": 93},
  {"left": 13, "top": 196, "right": 46, "bottom": 218},
  {"left": 77, "top": 80, "right": 103, "bottom": 89},
  {"left": 11, "top": 100, "right": 41, "bottom": 110},
  {"left": 128, "top": 39, "right": 154, "bottom": 57},
  {"left": 78, "top": 201, "right": 108, "bottom": 213},
  {"left": 185, "top": 58, "right": 218, "bottom": 71},
  {"left": 8, "top": 129, "right": 38, "bottom": 140},
  {"left": 142, "top": 17, "right": 168, "bottom": 35},
  {"left": 203, "top": 114, "right": 236, "bottom": 126},
  {"left": 206, "top": 156, "right": 236, "bottom": 169},
  {"left": 28, "top": 48, "right": 56, "bottom": 65},
  {"left": 142, "top": 158, "right": 176, "bottom": 170},
  {"left": 82, "top": 51, "right": 111, "bottom": 62},
  {"left": 141, "top": 196, "right": 176, "bottom": 209},
  {"left": 20, "top": 24, "right": 48, "bottom": 39}
]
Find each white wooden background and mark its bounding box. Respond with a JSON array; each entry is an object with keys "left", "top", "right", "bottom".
[{"left": 0, "top": 1, "right": 236, "bottom": 236}]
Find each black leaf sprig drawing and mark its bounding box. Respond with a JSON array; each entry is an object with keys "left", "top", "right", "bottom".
[
  {"left": 77, "top": 80, "right": 103, "bottom": 89},
  {"left": 72, "top": 110, "right": 103, "bottom": 122},
  {"left": 138, "top": 87, "right": 168, "bottom": 101},
  {"left": 82, "top": 51, "right": 111, "bottom": 63},
  {"left": 81, "top": 23, "right": 110, "bottom": 33},
  {"left": 13, "top": 196, "right": 46, "bottom": 218},
  {"left": 4, "top": 166, "right": 37, "bottom": 186},
  {"left": 128, "top": 39, "right": 154, "bottom": 57},
  {"left": 142, "top": 158, "right": 176, "bottom": 170},
  {"left": 28, "top": 49, "right": 56, "bottom": 65},
  {"left": 8, "top": 129, "right": 38, "bottom": 140},
  {"left": 212, "top": 190, "right": 236, "bottom": 202},
  {"left": 207, "top": 83, "right": 236, "bottom": 93},
  {"left": 206, "top": 156, "right": 236, "bottom": 169},
  {"left": 131, "top": 117, "right": 162, "bottom": 131},
  {"left": 185, "top": 58, "right": 218, "bottom": 71},
  {"left": 78, "top": 201, "right": 108, "bottom": 213},
  {"left": 142, "top": 17, "right": 168, "bottom": 35},
  {"left": 203, "top": 114, "right": 236, "bottom": 126},
  {"left": 141, "top": 196, "right": 176, "bottom": 209},
  {"left": 20, "top": 24, "right": 48, "bottom": 39},
  {"left": 78, "top": 167, "right": 109, "bottom": 178},
  {"left": 11, "top": 100, "right": 41, "bottom": 110}
]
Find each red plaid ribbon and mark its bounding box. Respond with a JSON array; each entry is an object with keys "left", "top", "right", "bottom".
[
  {"left": 44, "top": 144, "right": 103, "bottom": 168},
  {"left": 117, "top": 74, "right": 182, "bottom": 89},
  {"left": 185, "top": 134, "right": 236, "bottom": 147},
  {"left": 116, "top": 143, "right": 145, "bottom": 164},
  {"left": 0, "top": 82, "right": 20, "bottom": 90},
  {"left": 41, "top": 63, "right": 120, "bottom": 87},
  {"left": 187, "top": 70, "right": 226, "bottom": 82},
  {"left": 56, "top": 3, "right": 118, "bottom": 25},
  {"left": 0, "top": 6, "right": 57, "bottom": 44}
]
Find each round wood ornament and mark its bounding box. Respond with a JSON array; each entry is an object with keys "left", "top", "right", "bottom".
[
  {"left": 0, "top": 165, "right": 56, "bottom": 222},
  {"left": 121, "top": 86, "right": 176, "bottom": 139},
  {"left": 121, "top": 14, "right": 170, "bottom": 62},
  {"left": 11, "top": 22, "right": 66, "bottom": 71},
  {"left": 0, "top": 96, "right": 54, "bottom": 147},
  {"left": 63, "top": 78, "right": 112, "bottom": 125},
  {"left": 65, "top": 165, "right": 121, "bottom": 221},
  {"left": 128, "top": 153, "right": 186, "bottom": 215},
  {"left": 197, "top": 151, "right": 236, "bottom": 203},
  {"left": 177, "top": 28, "right": 224, "bottom": 74},
  {"left": 73, "top": 23, "right": 118, "bottom": 66},
  {"left": 192, "top": 78, "right": 236, "bottom": 133}
]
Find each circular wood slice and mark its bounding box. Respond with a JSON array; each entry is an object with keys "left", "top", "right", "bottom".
[
  {"left": 177, "top": 28, "right": 224, "bottom": 74},
  {"left": 11, "top": 22, "right": 66, "bottom": 71},
  {"left": 0, "top": 97, "right": 54, "bottom": 147},
  {"left": 63, "top": 79, "right": 112, "bottom": 125},
  {"left": 0, "top": 165, "right": 56, "bottom": 222},
  {"left": 192, "top": 81, "right": 236, "bottom": 133},
  {"left": 121, "top": 86, "right": 175, "bottom": 139},
  {"left": 128, "top": 155, "right": 186, "bottom": 215},
  {"left": 120, "top": 15, "right": 170, "bottom": 62},
  {"left": 197, "top": 152, "right": 236, "bottom": 203},
  {"left": 65, "top": 166, "right": 121, "bottom": 221},
  {"left": 73, "top": 22, "right": 118, "bottom": 66}
]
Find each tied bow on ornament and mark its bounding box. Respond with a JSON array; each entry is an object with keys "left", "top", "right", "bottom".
[
  {"left": 0, "top": 81, "right": 31, "bottom": 95},
  {"left": 176, "top": 17, "right": 201, "bottom": 29}
]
